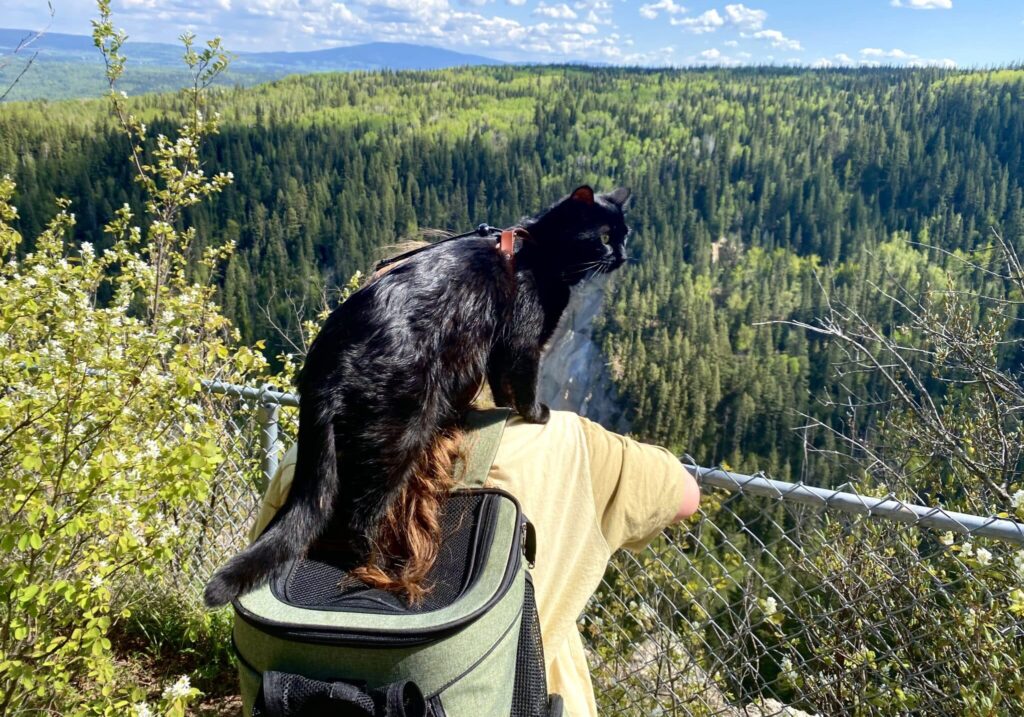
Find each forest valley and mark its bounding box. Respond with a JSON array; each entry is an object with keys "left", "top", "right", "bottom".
[{"left": 3, "top": 65, "right": 1023, "bottom": 488}]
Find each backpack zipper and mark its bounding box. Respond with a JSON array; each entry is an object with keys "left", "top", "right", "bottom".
[{"left": 234, "top": 488, "right": 527, "bottom": 648}]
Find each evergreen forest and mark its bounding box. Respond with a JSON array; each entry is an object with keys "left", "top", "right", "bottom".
[{"left": 3, "top": 65, "right": 1023, "bottom": 483}]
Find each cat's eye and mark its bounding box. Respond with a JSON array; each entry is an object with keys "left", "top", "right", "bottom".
[{"left": 600, "top": 234, "right": 611, "bottom": 245}]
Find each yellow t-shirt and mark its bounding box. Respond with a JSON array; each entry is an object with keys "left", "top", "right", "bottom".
[
  {"left": 486, "top": 411, "right": 687, "bottom": 717},
  {"left": 250, "top": 410, "right": 689, "bottom": 717}
]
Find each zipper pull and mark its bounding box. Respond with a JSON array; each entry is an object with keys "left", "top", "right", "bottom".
[{"left": 521, "top": 517, "right": 537, "bottom": 569}]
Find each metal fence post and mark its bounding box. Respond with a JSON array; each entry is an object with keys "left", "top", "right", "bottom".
[{"left": 256, "top": 384, "right": 280, "bottom": 493}]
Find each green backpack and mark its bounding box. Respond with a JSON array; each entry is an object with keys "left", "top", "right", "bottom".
[{"left": 231, "top": 408, "right": 565, "bottom": 717}]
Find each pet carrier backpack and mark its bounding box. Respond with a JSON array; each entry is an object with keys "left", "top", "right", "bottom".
[{"left": 231, "top": 408, "right": 565, "bottom": 717}]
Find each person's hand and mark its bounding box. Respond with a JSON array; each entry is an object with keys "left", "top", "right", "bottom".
[{"left": 674, "top": 467, "right": 701, "bottom": 521}]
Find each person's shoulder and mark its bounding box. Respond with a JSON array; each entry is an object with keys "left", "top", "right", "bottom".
[
  {"left": 498, "top": 409, "right": 587, "bottom": 453},
  {"left": 504, "top": 408, "right": 581, "bottom": 429}
]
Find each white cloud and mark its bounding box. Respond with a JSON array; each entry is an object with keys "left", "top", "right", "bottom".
[
  {"left": 891, "top": 0, "right": 952, "bottom": 9},
  {"left": 639, "top": 0, "right": 686, "bottom": 20},
  {"left": 861, "top": 47, "right": 912, "bottom": 59},
  {"left": 908, "top": 56, "right": 957, "bottom": 67},
  {"left": 723, "top": 3, "right": 766, "bottom": 29},
  {"left": 861, "top": 47, "right": 911, "bottom": 59},
  {"left": 534, "top": 2, "right": 577, "bottom": 18},
  {"left": 673, "top": 8, "right": 725, "bottom": 33},
  {"left": 689, "top": 47, "right": 743, "bottom": 66},
  {"left": 752, "top": 28, "right": 801, "bottom": 50},
  {"left": 507, "top": 0, "right": 527, "bottom": 4},
  {"left": 723, "top": 39, "right": 738, "bottom": 47},
  {"left": 851, "top": 47, "right": 957, "bottom": 68},
  {"left": 322, "top": 2, "right": 360, "bottom": 23},
  {"left": 670, "top": 3, "right": 776, "bottom": 39},
  {"left": 811, "top": 53, "right": 874, "bottom": 69},
  {"left": 621, "top": 45, "right": 676, "bottom": 66},
  {"left": 575, "top": 0, "right": 615, "bottom": 25}
]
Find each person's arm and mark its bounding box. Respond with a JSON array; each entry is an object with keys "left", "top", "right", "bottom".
[{"left": 579, "top": 415, "right": 701, "bottom": 552}]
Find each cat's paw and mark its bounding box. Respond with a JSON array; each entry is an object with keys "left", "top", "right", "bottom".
[{"left": 522, "top": 402, "right": 550, "bottom": 424}]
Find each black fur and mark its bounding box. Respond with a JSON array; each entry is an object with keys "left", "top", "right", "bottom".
[{"left": 203, "top": 185, "right": 632, "bottom": 607}]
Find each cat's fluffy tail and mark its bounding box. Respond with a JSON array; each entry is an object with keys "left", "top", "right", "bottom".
[{"left": 203, "top": 404, "right": 337, "bottom": 608}]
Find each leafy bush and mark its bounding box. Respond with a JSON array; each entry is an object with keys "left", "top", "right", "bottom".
[{"left": 0, "top": 5, "right": 265, "bottom": 714}]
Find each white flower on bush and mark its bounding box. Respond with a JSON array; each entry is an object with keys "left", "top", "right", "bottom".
[
  {"left": 939, "top": 531, "right": 954, "bottom": 546},
  {"left": 162, "top": 675, "right": 192, "bottom": 700},
  {"left": 1014, "top": 551, "right": 1024, "bottom": 579},
  {"left": 80, "top": 242, "right": 94, "bottom": 258},
  {"left": 762, "top": 596, "right": 778, "bottom": 616},
  {"left": 89, "top": 575, "right": 104, "bottom": 590},
  {"left": 779, "top": 656, "right": 799, "bottom": 685},
  {"left": 976, "top": 547, "right": 992, "bottom": 566},
  {"left": 134, "top": 703, "right": 153, "bottom": 717},
  {"left": 1012, "top": 489, "right": 1024, "bottom": 511},
  {"left": 961, "top": 542, "right": 974, "bottom": 558}
]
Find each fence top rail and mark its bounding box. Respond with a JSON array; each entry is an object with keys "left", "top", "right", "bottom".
[
  {"left": 687, "top": 465, "right": 1024, "bottom": 547},
  {"left": 205, "top": 378, "right": 1024, "bottom": 547},
  {"left": 203, "top": 379, "right": 300, "bottom": 407}
]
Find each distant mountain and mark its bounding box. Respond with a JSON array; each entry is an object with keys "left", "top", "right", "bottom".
[
  {"left": 238, "top": 42, "right": 503, "bottom": 72},
  {"left": 0, "top": 29, "right": 503, "bottom": 101},
  {"left": 0, "top": 28, "right": 186, "bottom": 66}
]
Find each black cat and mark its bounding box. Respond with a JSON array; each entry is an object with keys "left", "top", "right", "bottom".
[{"left": 203, "top": 185, "right": 632, "bottom": 607}]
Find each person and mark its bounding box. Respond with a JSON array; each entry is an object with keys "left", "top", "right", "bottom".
[
  {"left": 253, "top": 406, "right": 700, "bottom": 717},
  {"left": 484, "top": 410, "right": 700, "bottom": 716}
]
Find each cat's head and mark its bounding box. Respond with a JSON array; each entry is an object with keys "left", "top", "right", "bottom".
[{"left": 525, "top": 185, "right": 633, "bottom": 285}]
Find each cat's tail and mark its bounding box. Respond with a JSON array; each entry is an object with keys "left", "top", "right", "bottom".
[{"left": 203, "top": 403, "right": 337, "bottom": 608}]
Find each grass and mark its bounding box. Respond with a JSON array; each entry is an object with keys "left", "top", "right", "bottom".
[{"left": 111, "top": 586, "right": 241, "bottom": 715}]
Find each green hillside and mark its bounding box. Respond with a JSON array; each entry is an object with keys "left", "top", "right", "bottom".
[{"left": 3, "top": 65, "right": 1023, "bottom": 480}]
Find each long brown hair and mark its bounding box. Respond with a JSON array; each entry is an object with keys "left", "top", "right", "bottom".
[{"left": 350, "top": 418, "right": 465, "bottom": 603}]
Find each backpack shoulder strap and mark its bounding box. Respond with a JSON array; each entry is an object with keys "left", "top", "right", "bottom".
[{"left": 458, "top": 408, "right": 511, "bottom": 489}]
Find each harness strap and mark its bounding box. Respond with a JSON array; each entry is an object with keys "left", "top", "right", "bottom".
[
  {"left": 459, "top": 408, "right": 511, "bottom": 489},
  {"left": 374, "top": 224, "right": 529, "bottom": 273}
]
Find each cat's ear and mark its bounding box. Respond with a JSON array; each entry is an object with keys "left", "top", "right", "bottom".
[
  {"left": 605, "top": 187, "right": 631, "bottom": 208},
  {"left": 570, "top": 186, "right": 595, "bottom": 205}
]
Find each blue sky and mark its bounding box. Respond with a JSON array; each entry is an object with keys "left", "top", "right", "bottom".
[{"left": 6, "top": 0, "right": 1024, "bottom": 67}]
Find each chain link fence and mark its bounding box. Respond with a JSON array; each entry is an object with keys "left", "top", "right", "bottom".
[{"left": 186, "top": 381, "right": 1024, "bottom": 717}]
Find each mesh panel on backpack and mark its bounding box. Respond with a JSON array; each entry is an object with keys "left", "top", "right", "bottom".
[
  {"left": 250, "top": 673, "right": 332, "bottom": 717},
  {"left": 511, "top": 577, "right": 549, "bottom": 717},
  {"left": 278, "top": 493, "right": 488, "bottom": 613}
]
